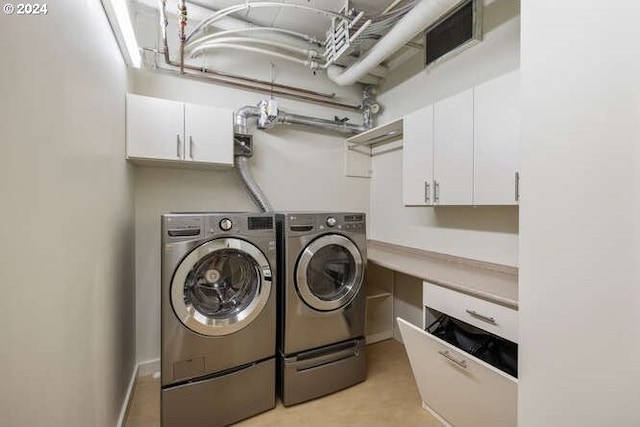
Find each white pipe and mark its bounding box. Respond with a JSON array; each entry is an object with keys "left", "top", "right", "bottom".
[
  {"left": 190, "top": 43, "right": 320, "bottom": 69},
  {"left": 185, "top": 28, "right": 321, "bottom": 51},
  {"left": 189, "top": 37, "right": 318, "bottom": 58},
  {"left": 186, "top": 2, "right": 348, "bottom": 43},
  {"left": 327, "top": 0, "right": 461, "bottom": 86}
]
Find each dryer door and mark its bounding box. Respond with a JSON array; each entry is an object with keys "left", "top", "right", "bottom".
[
  {"left": 296, "top": 234, "right": 364, "bottom": 311},
  {"left": 171, "top": 238, "right": 272, "bottom": 336}
]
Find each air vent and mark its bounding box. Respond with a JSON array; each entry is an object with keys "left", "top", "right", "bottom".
[{"left": 425, "top": 0, "right": 482, "bottom": 68}]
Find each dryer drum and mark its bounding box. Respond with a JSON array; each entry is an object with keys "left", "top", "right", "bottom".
[{"left": 184, "top": 249, "right": 260, "bottom": 319}]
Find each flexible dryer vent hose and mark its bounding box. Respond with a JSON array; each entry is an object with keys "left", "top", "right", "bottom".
[{"left": 235, "top": 155, "right": 272, "bottom": 212}]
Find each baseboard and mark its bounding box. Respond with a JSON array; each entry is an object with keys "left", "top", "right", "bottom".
[
  {"left": 116, "top": 363, "right": 138, "bottom": 427},
  {"left": 115, "top": 358, "right": 161, "bottom": 427},
  {"left": 138, "top": 358, "right": 161, "bottom": 377}
]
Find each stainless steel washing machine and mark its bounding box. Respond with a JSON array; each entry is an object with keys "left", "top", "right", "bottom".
[
  {"left": 161, "top": 212, "right": 277, "bottom": 427},
  {"left": 276, "top": 212, "right": 367, "bottom": 406}
]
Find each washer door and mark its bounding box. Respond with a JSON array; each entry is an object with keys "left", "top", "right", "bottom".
[
  {"left": 295, "top": 234, "right": 364, "bottom": 311},
  {"left": 171, "top": 238, "right": 272, "bottom": 336}
]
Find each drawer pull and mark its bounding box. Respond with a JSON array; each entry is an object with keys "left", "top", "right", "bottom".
[
  {"left": 438, "top": 350, "right": 467, "bottom": 369},
  {"left": 466, "top": 309, "right": 496, "bottom": 324}
]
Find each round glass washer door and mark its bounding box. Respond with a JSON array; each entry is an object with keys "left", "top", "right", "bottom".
[
  {"left": 295, "top": 234, "right": 364, "bottom": 311},
  {"left": 171, "top": 238, "right": 272, "bottom": 336}
]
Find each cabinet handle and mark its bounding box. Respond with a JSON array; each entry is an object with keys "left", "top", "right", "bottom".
[
  {"left": 189, "top": 136, "right": 194, "bottom": 160},
  {"left": 515, "top": 171, "right": 520, "bottom": 202},
  {"left": 424, "top": 182, "right": 430, "bottom": 204},
  {"left": 465, "top": 309, "right": 496, "bottom": 324},
  {"left": 176, "top": 134, "right": 181, "bottom": 159},
  {"left": 438, "top": 350, "right": 467, "bottom": 369},
  {"left": 434, "top": 180, "right": 440, "bottom": 204}
]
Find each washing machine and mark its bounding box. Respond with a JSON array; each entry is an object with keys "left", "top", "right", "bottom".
[
  {"left": 276, "top": 212, "right": 367, "bottom": 406},
  {"left": 161, "top": 212, "right": 277, "bottom": 427}
]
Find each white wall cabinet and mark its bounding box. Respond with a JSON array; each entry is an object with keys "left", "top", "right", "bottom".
[
  {"left": 474, "top": 70, "right": 520, "bottom": 205},
  {"left": 401, "top": 71, "right": 520, "bottom": 206},
  {"left": 433, "top": 88, "right": 475, "bottom": 206},
  {"left": 402, "top": 105, "right": 434, "bottom": 206},
  {"left": 126, "top": 93, "right": 233, "bottom": 167}
]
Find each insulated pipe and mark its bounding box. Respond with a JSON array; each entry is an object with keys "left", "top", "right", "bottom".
[
  {"left": 187, "top": 2, "right": 349, "bottom": 43},
  {"left": 235, "top": 155, "right": 272, "bottom": 212},
  {"left": 188, "top": 43, "right": 321, "bottom": 69},
  {"left": 189, "top": 37, "right": 319, "bottom": 59},
  {"left": 159, "top": 0, "right": 360, "bottom": 110},
  {"left": 185, "top": 28, "right": 322, "bottom": 51},
  {"left": 327, "top": 0, "right": 461, "bottom": 86}
]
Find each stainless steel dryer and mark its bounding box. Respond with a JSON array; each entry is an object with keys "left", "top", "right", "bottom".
[
  {"left": 161, "top": 212, "right": 276, "bottom": 427},
  {"left": 276, "top": 212, "right": 367, "bottom": 406}
]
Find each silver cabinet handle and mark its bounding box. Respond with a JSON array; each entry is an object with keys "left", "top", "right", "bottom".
[
  {"left": 424, "top": 182, "right": 430, "bottom": 204},
  {"left": 176, "top": 134, "right": 181, "bottom": 159},
  {"left": 438, "top": 350, "right": 467, "bottom": 369},
  {"left": 434, "top": 180, "right": 440, "bottom": 204},
  {"left": 515, "top": 170, "right": 520, "bottom": 202},
  {"left": 466, "top": 309, "right": 496, "bottom": 324},
  {"left": 189, "top": 135, "right": 194, "bottom": 160}
]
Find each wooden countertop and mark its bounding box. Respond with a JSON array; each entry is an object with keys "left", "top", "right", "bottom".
[{"left": 367, "top": 240, "right": 519, "bottom": 309}]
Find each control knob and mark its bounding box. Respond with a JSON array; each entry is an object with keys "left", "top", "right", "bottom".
[
  {"left": 326, "top": 217, "right": 337, "bottom": 227},
  {"left": 219, "top": 218, "right": 233, "bottom": 231}
]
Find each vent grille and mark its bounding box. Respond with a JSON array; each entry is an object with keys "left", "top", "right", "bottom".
[{"left": 425, "top": 0, "right": 481, "bottom": 67}]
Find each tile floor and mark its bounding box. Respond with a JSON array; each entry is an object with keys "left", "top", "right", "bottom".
[{"left": 125, "top": 339, "right": 440, "bottom": 427}]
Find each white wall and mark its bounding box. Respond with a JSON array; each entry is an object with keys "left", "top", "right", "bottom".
[
  {"left": 518, "top": 2, "right": 640, "bottom": 426},
  {"left": 371, "top": 0, "right": 520, "bottom": 267},
  {"left": 0, "top": 2, "right": 135, "bottom": 426},
  {"left": 129, "top": 70, "right": 370, "bottom": 364}
]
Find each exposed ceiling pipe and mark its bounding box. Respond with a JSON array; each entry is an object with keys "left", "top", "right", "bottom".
[
  {"left": 274, "top": 112, "right": 364, "bottom": 134},
  {"left": 327, "top": 0, "right": 462, "bottom": 86},
  {"left": 185, "top": 28, "right": 322, "bottom": 51},
  {"left": 158, "top": 0, "right": 361, "bottom": 111},
  {"left": 186, "top": 2, "right": 351, "bottom": 44},
  {"left": 190, "top": 43, "right": 321, "bottom": 70}
]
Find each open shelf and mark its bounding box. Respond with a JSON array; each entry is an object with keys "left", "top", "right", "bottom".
[{"left": 346, "top": 118, "right": 403, "bottom": 148}]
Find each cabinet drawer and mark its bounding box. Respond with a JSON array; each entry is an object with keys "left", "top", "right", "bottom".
[
  {"left": 423, "top": 281, "right": 518, "bottom": 343},
  {"left": 398, "top": 318, "right": 517, "bottom": 427}
]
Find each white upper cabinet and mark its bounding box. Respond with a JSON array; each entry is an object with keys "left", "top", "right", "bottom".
[
  {"left": 474, "top": 70, "right": 520, "bottom": 205},
  {"left": 126, "top": 94, "right": 184, "bottom": 161},
  {"left": 433, "top": 88, "right": 474, "bottom": 206},
  {"left": 402, "top": 105, "right": 434, "bottom": 206},
  {"left": 184, "top": 103, "right": 233, "bottom": 165},
  {"left": 126, "top": 93, "right": 233, "bottom": 167}
]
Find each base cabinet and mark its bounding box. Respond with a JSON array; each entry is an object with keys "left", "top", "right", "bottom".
[
  {"left": 398, "top": 318, "right": 517, "bottom": 427},
  {"left": 399, "top": 280, "right": 518, "bottom": 427},
  {"left": 365, "top": 263, "right": 394, "bottom": 344}
]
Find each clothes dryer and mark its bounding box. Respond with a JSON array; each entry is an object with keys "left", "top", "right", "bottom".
[
  {"left": 161, "top": 212, "right": 276, "bottom": 427},
  {"left": 276, "top": 212, "right": 367, "bottom": 406}
]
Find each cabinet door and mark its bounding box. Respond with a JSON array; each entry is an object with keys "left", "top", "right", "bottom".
[
  {"left": 126, "top": 94, "right": 184, "bottom": 161},
  {"left": 184, "top": 104, "right": 233, "bottom": 166},
  {"left": 474, "top": 70, "right": 520, "bottom": 205},
  {"left": 403, "top": 105, "right": 435, "bottom": 206},
  {"left": 434, "top": 89, "right": 474, "bottom": 205},
  {"left": 398, "top": 318, "right": 517, "bottom": 427}
]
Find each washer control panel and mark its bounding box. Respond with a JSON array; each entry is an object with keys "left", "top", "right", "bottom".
[{"left": 326, "top": 216, "right": 337, "bottom": 227}]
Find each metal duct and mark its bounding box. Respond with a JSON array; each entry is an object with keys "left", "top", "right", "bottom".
[
  {"left": 235, "top": 155, "right": 272, "bottom": 212},
  {"left": 275, "top": 111, "right": 364, "bottom": 134}
]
